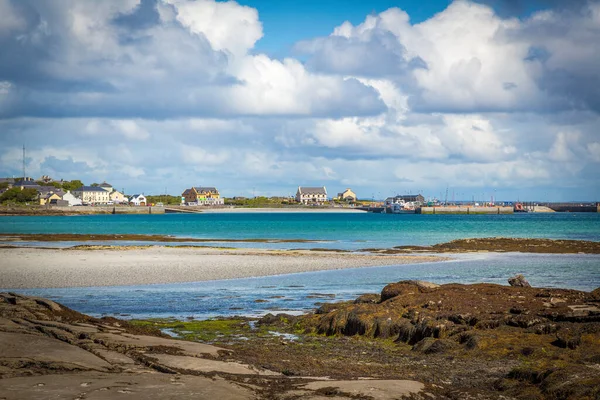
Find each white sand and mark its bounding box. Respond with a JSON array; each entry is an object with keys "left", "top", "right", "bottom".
[{"left": 0, "top": 247, "right": 442, "bottom": 289}]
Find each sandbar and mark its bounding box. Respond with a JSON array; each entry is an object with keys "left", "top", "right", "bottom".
[{"left": 0, "top": 247, "right": 443, "bottom": 289}]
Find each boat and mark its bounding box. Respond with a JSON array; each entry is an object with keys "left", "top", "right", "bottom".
[
  {"left": 514, "top": 202, "right": 527, "bottom": 212},
  {"left": 386, "top": 199, "right": 416, "bottom": 214}
]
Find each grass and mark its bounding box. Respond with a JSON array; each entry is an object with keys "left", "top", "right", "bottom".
[{"left": 129, "top": 318, "right": 251, "bottom": 342}]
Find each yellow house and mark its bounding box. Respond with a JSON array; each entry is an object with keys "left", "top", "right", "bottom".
[
  {"left": 39, "top": 192, "right": 62, "bottom": 205},
  {"left": 110, "top": 190, "right": 127, "bottom": 204},
  {"left": 181, "top": 187, "right": 224, "bottom": 205},
  {"left": 336, "top": 188, "right": 357, "bottom": 202}
]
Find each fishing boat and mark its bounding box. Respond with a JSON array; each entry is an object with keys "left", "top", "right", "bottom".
[{"left": 387, "top": 199, "right": 416, "bottom": 214}]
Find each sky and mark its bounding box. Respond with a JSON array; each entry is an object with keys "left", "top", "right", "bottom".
[{"left": 0, "top": 0, "right": 599, "bottom": 201}]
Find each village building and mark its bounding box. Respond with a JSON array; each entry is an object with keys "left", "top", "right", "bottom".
[
  {"left": 72, "top": 186, "right": 110, "bottom": 204},
  {"left": 296, "top": 186, "right": 328, "bottom": 205},
  {"left": 385, "top": 194, "right": 425, "bottom": 206},
  {"left": 14, "top": 179, "right": 40, "bottom": 190},
  {"left": 0, "top": 178, "right": 15, "bottom": 188},
  {"left": 99, "top": 182, "right": 114, "bottom": 192},
  {"left": 38, "top": 175, "right": 55, "bottom": 184},
  {"left": 60, "top": 191, "right": 82, "bottom": 206},
  {"left": 336, "top": 188, "right": 357, "bottom": 202},
  {"left": 38, "top": 187, "right": 65, "bottom": 205},
  {"left": 181, "top": 187, "right": 224, "bottom": 205},
  {"left": 110, "top": 190, "right": 127, "bottom": 204},
  {"left": 39, "top": 192, "right": 62, "bottom": 206},
  {"left": 129, "top": 194, "right": 147, "bottom": 206}
]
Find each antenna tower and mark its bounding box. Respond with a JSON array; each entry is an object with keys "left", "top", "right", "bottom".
[
  {"left": 22, "top": 145, "right": 26, "bottom": 180},
  {"left": 444, "top": 186, "right": 449, "bottom": 206}
]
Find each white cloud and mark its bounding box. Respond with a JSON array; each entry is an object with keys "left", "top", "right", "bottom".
[
  {"left": 299, "top": 1, "right": 600, "bottom": 113},
  {"left": 0, "top": 0, "right": 28, "bottom": 34},
  {"left": 548, "top": 132, "right": 580, "bottom": 162},
  {"left": 167, "top": 0, "right": 263, "bottom": 57},
  {"left": 588, "top": 142, "right": 600, "bottom": 163},
  {"left": 181, "top": 145, "right": 230, "bottom": 166},
  {"left": 0, "top": 0, "right": 382, "bottom": 119},
  {"left": 84, "top": 119, "right": 150, "bottom": 140}
]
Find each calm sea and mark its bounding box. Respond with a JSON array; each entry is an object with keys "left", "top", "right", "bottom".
[
  {"left": 1, "top": 212, "right": 599, "bottom": 250},
  {"left": 2, "top": 212, "right": 599, "bottom": 319}
]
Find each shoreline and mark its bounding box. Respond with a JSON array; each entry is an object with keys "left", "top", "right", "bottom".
[
  {"left": 2, "top": 234, "right": 600, "bottom": 253},
  {"left": 199, "top": 207, "right": 366, "bottom": 213},
  {"left": 0, "top": 247, "right": 444, "bottom": 289},
  {"left": 0, "top": 206, "right": 367, "bottom": 216}
]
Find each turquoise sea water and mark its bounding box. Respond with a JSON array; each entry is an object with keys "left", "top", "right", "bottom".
[
  {"left": 1, "top": 212, "right": 599, "bottom": 319},
  {"left": 1, "top": 212, "right": 599, "bottom": 250}
]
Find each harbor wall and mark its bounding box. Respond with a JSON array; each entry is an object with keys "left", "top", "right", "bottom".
[
  {"left": 50, "top": 206, "right": 165, "bottom": 214},
  {"left": 417, "top": 206, "right": 513, "bottom": 215}
]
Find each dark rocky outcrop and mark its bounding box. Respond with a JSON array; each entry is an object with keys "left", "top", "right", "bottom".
[
  {"left": 508, "top": 274, "right": 531, "bottom": 287},
  {"left": 380, "top": 280, "right": 440, "bottom": 302},
  {"left": 354, "top": 293, "right": 380, "bottom": 304}
]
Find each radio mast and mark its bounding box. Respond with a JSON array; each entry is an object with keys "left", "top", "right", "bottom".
[{"left": 22, "top": 145, "right": 25, "bottom": 180}]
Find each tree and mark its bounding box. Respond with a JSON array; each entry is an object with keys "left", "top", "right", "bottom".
[
  {"left": 62, "top": 180, "right": 84, "bottom": 191},
  {"left": 91, "top": 183, "right": 99, "bottom": 187},
  {"left": 0, "top": 187, "right": 38, "bottom": 203},
  {"left": 0, "top": 182, "right": 10, "bottom": 190}
]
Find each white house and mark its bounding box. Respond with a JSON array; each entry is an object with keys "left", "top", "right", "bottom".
[
  {"left": 129, "top": 194, "right": 147, "bottom": 206},
  {"left": 296, "top": 186, "right": 327, "bottom": 205},
  {"left": 62, "top": 191, "right": 82, "bottom": 206}
]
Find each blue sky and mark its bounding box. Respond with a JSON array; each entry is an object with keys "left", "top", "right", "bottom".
[
  {"left": 250, "top": 0, "right": 453, "bottom": 56},
  {"left": 0, "top": 0, "right": 599, "bottom": 201}
]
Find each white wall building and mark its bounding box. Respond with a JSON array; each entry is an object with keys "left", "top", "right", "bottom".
[
  {"left": 296, "top": 186, "right": 327, "bottom": 205},
  {"left": 72, "top": 186, "right": 110, "bottom": 204},
  {"left": 129, "top": 194, "right": 147, "bottom": 206},
  {"left": 62, "top": 191, "right": 82, "bottom": 206}
]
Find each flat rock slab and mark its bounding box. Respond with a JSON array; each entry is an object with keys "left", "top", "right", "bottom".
[
  {"left": 93, "top": 332, "right": 225, "bottom": 357},
  {"left": 151, "top": 354, "right": 280, "bottom": 376},
  {"left": 300, "top": 379, "right": 424, "bottom": 400},
  {"left": 0, "top": 331, "right": 111, "bottom": 372},
  {"left": 0, "top": 372, "right": 255, "bottom": 400}
]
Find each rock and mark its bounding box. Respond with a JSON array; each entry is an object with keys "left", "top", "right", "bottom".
[
  {"left": 534, "top": 324, "right": 559, "bottom": 335},
  {"left": 380, "top": 280, "right": 440, "bottom": 302},
  {"left": 33, "top": 298, "right": 62, "bottom": 312},
  {"left": 412, "top": 338, "right": 457, "bottom": 354},
  {"left": 373, "top": 318, "right": 407, "bottom": 339},
  {"left": 553, "top": 329, "right": 581, "bottom": 349},
  {"left": 354, "top": 294, "right": 380, "bottom": 304},
  {"left": 590, "top": 287, "right": 600, "bottom": 301},
  {"left": 448, "top": 313, "right": 479, "bottom": 326},
  {"left": 505, "top": 315, "right": 546, "bottom": 328},
  {"left": 508, "top": 274, "right": 531, "bottom": 288}
]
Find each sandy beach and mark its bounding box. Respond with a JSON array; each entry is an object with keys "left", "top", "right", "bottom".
[{"left": 0, "top": 247, "right": 442, "bottom": 289}]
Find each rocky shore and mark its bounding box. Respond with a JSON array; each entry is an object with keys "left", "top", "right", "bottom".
[
  {"left": 2, "top": 279, "right": 600, "bottom": 399},
  {"left": 0, "top": 292, "right": 426, "bottom": 399}
]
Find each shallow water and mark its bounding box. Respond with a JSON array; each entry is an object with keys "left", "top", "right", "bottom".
[{"left": 8, "top": 253, "right": 600, "bottom": 320}]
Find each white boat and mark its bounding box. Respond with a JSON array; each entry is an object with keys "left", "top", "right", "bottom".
[{"left": 387, "top": 199, "right": 416, "bottom": 214}]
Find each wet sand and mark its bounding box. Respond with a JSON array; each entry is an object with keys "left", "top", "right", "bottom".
[{"left": 0, "top": 247, "right": 442, "bottom": 289}]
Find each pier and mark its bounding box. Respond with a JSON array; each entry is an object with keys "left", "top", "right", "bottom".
[{"left": 417, "top": 206, "right": 513, "bottom": 215}]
